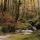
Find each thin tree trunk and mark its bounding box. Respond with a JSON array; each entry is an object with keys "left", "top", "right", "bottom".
[{"left": 4, "top": 0, "right": 7, "bottom": 11}]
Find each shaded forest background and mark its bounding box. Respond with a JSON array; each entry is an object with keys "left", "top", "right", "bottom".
[{"left": 0, "top": 0, "right": 40, "bottom": 33}]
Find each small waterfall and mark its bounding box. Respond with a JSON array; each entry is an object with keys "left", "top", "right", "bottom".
[{"left": 32, "top": 26, "right": 37, "bottom": 30}]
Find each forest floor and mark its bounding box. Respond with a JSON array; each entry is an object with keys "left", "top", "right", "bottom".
[
  {"left": 0, "top": 34, "right": 12, "bottom": 40},
  {"left": 0, "top": 32, "right": 32, "bottom": 40},
  {"left": 0, "top": 30, "right": 40, "bottom": 40}
]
